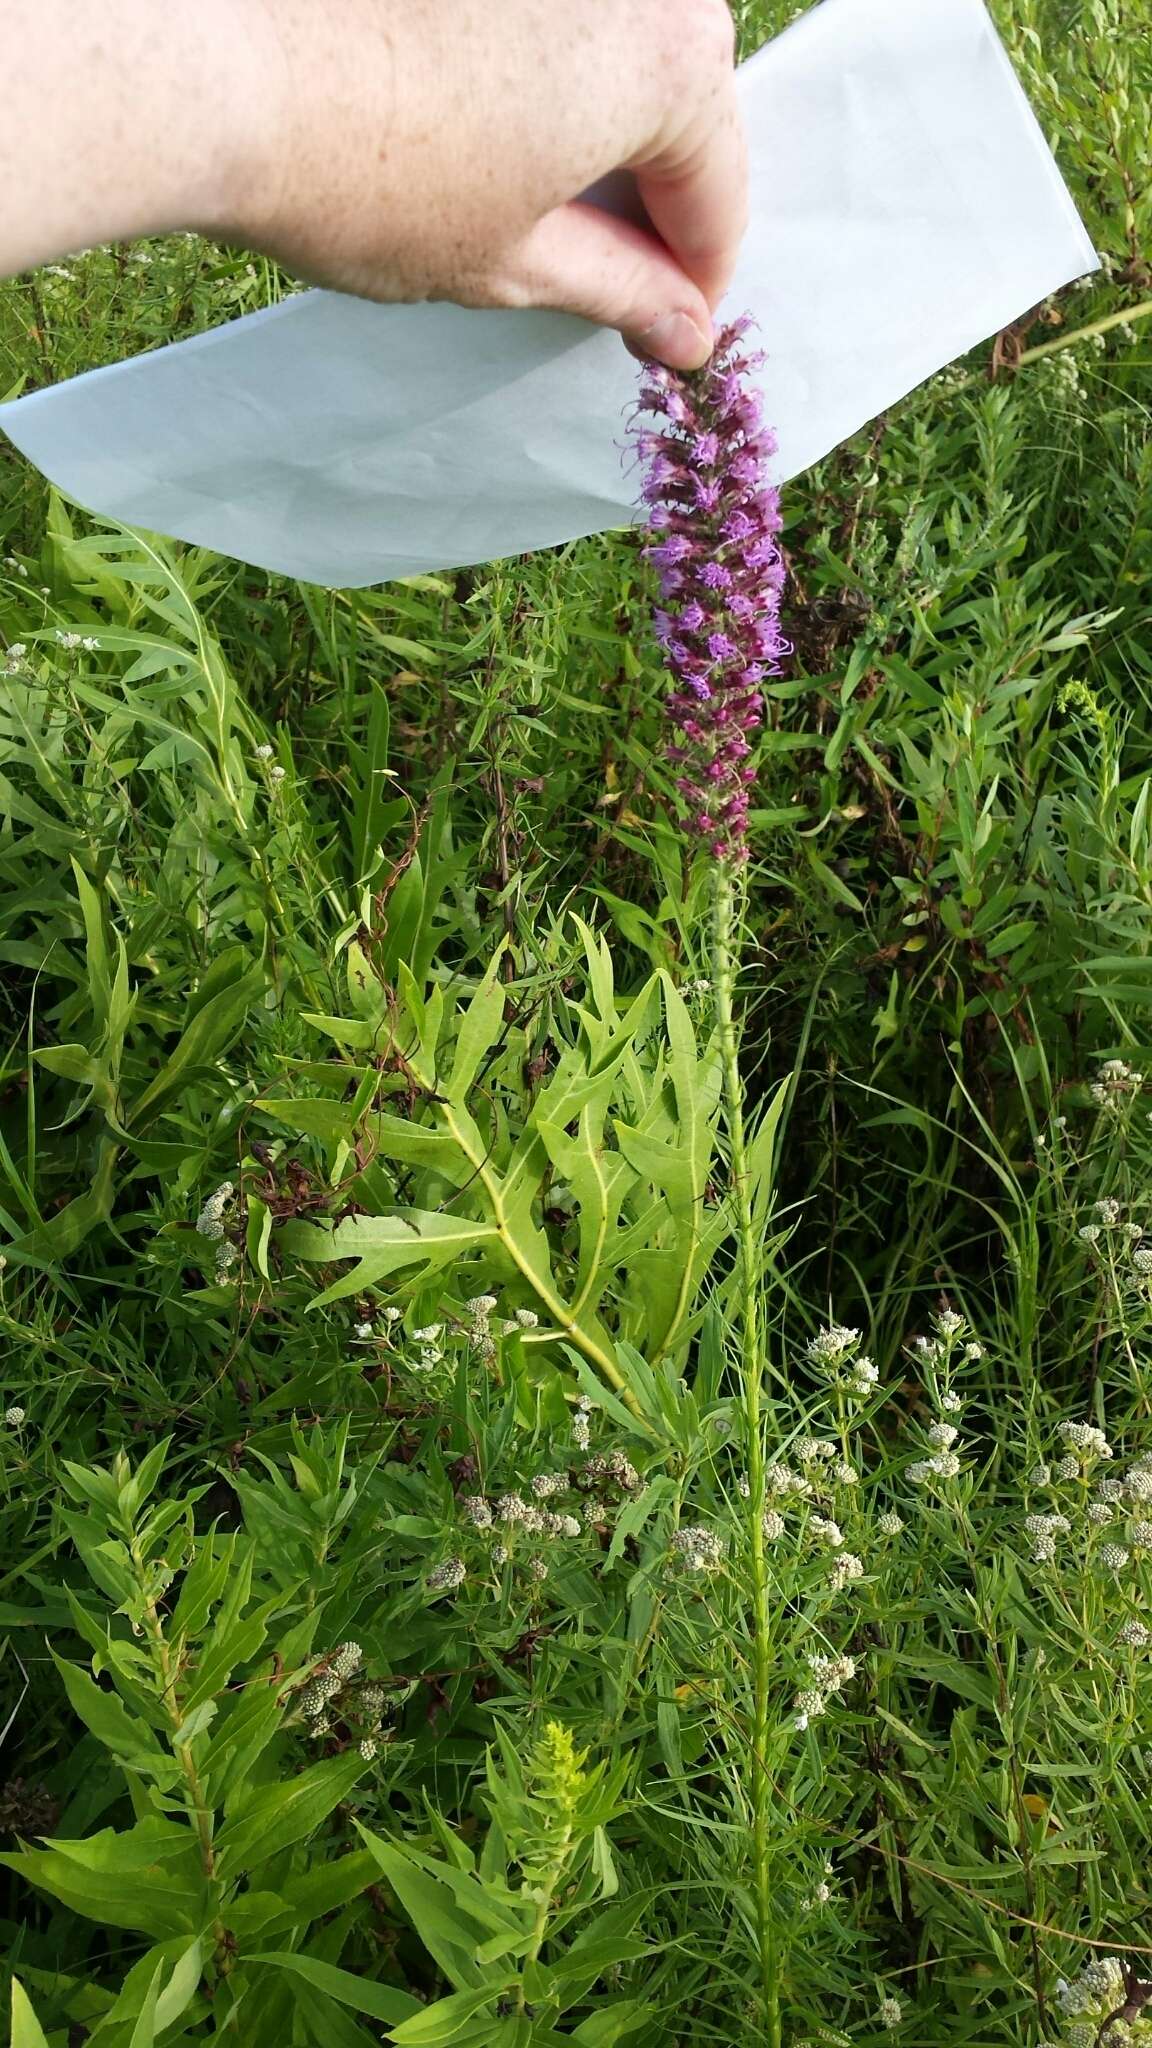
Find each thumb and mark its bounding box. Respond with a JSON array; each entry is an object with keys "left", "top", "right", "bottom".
[{"left": 501, "top": 200, "right": 715, "bottom": 369}]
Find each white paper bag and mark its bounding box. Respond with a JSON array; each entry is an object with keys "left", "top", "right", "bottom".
[{"left": 0, "top": 0, "right": 1095, "bottom": 588}]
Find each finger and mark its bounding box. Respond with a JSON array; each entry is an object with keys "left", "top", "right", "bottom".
[
  {"left": 500, "top": 199, "right": 714, "bottom": 368},
  {"left": 634, "top": 61, "right": 748, "bottom": 308}
]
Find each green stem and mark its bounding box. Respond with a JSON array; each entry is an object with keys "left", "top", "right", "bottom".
[
  {"left": 515, "top": 1823, "right": 574, "bottom": 2016},
  {"left": 711, "top": 864, "right": 778, "bottom": 2048},
  {"left": 131, "top": 1540, "right": 231, "bottom": 1969}
]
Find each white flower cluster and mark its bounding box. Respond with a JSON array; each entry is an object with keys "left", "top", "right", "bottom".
[
  {"left": 793, "top": 1651, "right": 856, "bottom": 1730},
  {"left": 1055, "top": 1955, "right": 1126, "bottom": 2022},
  {"left": 297, "top": 1640, "right": 363, "bottom": 1728},
  {"left": 909, "top": 1304, "right": 982, "bottom": 1381},
  {"left": 531, "top": 1472, "right": 569, "bottom": 1499},
  {"left": 195, "top": 1181, "right": 234, "bottom": 1242},
  {"left": 501, "top": 1306, "right": 539, "bottom": 1334},
  {"left": 463, "top": 1293, "right": 498, "bottom": 1360},
  {"left": 764, "top": 1462, "right": 812, "bottom": 1500},
  {"left": 1090, "top": 1058, "right": 1140, "bottom": 1108},
  {"left": 4, "top": 1405, "right": 25, "bottom": 1428},
  {"left": 804, "top": 1323, "right": 880, "bottom": 1399},
  {"left": 572, "top": 1393, "right": 594, "bottom": 1451},
  {"left": 1126, "top": 1458, "right": 1152, "bottom": 1503},
  {"left": 496, "top": 1492, "right": 537, "bottom": 1526},
  {"left": 671, "top": 1525, "right": 725, "bottom": 1574},
  {"left": 299, "top": 1672, "right": 342, "bottom": 1721},
  {"left": 877, "top": 1997, "right": 903, "bottom": 2031},
  {"left": 907, "top": 1450, "right": 961, "bottom": 1486},
  {"left": 426, "top": 1555, "right": 467, "bottom": 1593},
  {"left": 3, "top": 642, "right": 27, "bottom": 673},
  {"left": 806, "top": 1323, "right": 861, "bottom": 1367},
  {"left": 1058, "top": 1421, "right": 1113, "bottom": 1463},
  {"left": 580, "top": 1449, "right": 640, "bottom": 1493},
  {"left": 412, "top": 1324, "right": 444, "bottom": 1371},
  {"left": 829, "top": 1551, "right": 864, "bottom": 1592},
  {"left": 460, "top": 1482, "right": 582, "bottom": 1572},
  {"left": 1025, "top": 1512, "right": 1071, "bottom": 1565},
  {"left": 848, "top": 1355, "right": 880, "bottom": 1399},
  {"left": 877, "top": 1511, "right": 904, "bottom": 1536}
]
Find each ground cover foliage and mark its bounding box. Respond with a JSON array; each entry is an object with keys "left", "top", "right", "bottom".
[{"left": 1, "top": 0, "right": 1151, "bottom": 2041}]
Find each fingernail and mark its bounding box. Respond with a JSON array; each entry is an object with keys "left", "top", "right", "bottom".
[{"left": 634, "top": 310, "right": 713, "bottom": 370}]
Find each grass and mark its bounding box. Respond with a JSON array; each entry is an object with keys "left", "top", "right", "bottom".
[{"left": 1, "top": 0, "right": 1152, "bottom": 2042}]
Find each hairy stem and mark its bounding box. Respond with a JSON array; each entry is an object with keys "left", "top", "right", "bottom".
[
  {"left": 712, "top": 863, "right": 778, "bottom": 2047},
  {"left": 516, "top": 1822, "right": 575, "bottom": 2016}
]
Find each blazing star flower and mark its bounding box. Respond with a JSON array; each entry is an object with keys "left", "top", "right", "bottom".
[{"left": 634, "top": 319, "right": 788, "bottom": 862}]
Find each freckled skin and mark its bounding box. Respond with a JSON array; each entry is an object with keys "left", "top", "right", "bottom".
[{"left": 3, "top": 0, "right": 745, "bottom": 368}]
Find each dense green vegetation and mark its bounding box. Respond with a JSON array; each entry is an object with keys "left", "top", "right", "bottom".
[{"left": 1, "top": 1, "right": 1151, "bottom": 2042}]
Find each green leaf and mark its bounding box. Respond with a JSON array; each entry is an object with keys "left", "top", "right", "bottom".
[
  {"left": 10, "top": 1980, "right": 51, "bottom": 2048},
  {"left": 51, "top": 1653, "right": 172, "bottom": 1778},
  {"left": 569, "top": 1999, "right": 653, "bottom": 2045},
  {"left": 0, "top": 1820, "right": 207, "bottom": 1936},
  {"left": 128, "top": 957, "right": 266, "bottom": 1128},
  {"left": 246, "top": 1953, "right": 421, "bottom": 2025},
  {"left": 4, "top": 1138, "right": 120, "bottom": 1266},
  {"left": 356, "top": 1825, "right": 520, "bottom": 1994},
  {"left": 389, "top": 1988, "right": 501, "bottom": 2044},
  {"left": 446, "top": 951, "right": 508, "bottom": 1100},
  {"left": 154, "top": 1938, "right": 204, "bottom": 2031},
  {"left": 127, "top": 1964, "right": 163, "bottom": 2048},
  {"left": 215, "top": 1750, "right": 367, "bottom": 1876},
  {"left": 281, "top": 1211, "right": 499, "bottom": 1307}
]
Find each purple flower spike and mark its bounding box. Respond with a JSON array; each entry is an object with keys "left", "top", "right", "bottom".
[{"left": 634, "top": 319, "right": 787, "bottom": 864}]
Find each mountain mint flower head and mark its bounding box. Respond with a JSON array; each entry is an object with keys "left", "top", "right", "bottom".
[
  {"left": 671, "top": 1525, "right": 726, "bottom": 1573},
  {"left": 806, "top": 1323, "right": 862, "bottom": 1369},
  {"left": 426, "top": 1556, "right": 466, "bottom": 1594},
  {"left": 634, "top": 318, "right": 787, "bottom": 863}
]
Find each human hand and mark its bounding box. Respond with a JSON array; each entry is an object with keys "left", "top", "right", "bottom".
[{"left": 233, "top": 0, "right": 747, "bottom": 368}]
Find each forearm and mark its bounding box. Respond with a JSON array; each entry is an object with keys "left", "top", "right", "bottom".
[
  {"left": 1, "top": 0, "right": 740, "bottom": 368},
  {"left": 0, "top": 0, "right": 272, "bottom": 276}
]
